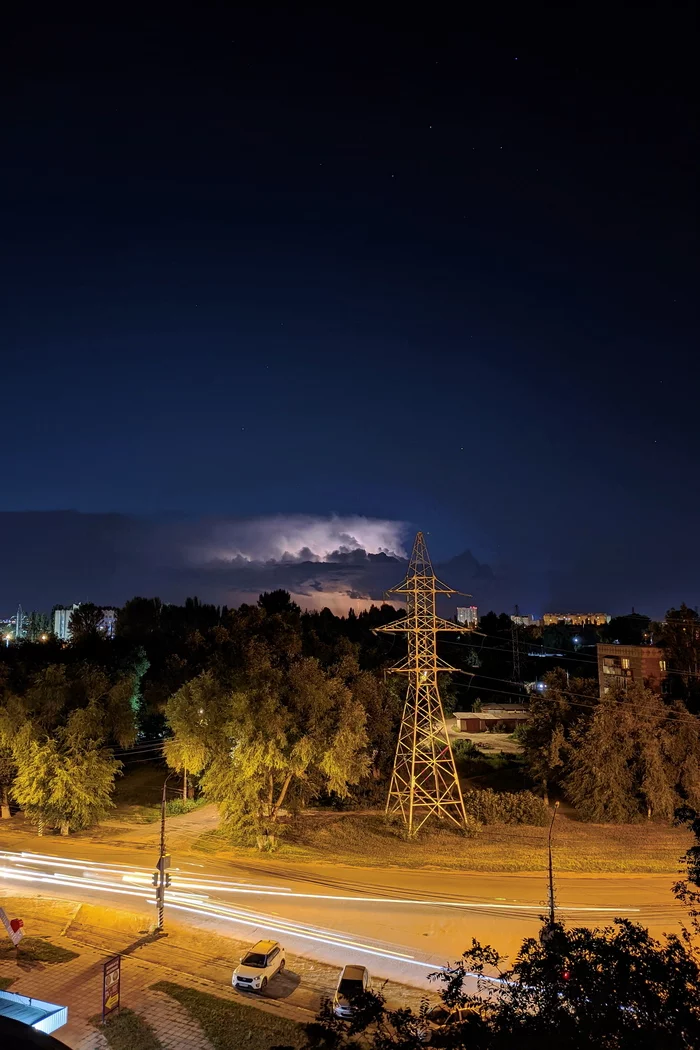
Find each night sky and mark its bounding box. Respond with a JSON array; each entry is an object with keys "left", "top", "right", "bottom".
[{"left": 1, "top": 4, "right": 697, "bottom": 616}]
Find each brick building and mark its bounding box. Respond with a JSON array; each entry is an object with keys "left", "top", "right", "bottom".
[
  {"left": 597, "top": 643, "right": 668, "bottom": 694},
  {"left": 454, "top": 702, "right": 530, "bottom": 733}
]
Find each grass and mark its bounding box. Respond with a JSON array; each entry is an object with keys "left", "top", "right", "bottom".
[
  {"left": 91, "top": 1008, "right": 163, "bottom": 1050},
  {"left": 152, "top": 980, "right": 305, "bottom": 1050},
  {"left": 109, "top": 764, "right": 206, "bottom": 823},
  {"left": 194, "top": 810, "right": 692, "bottom": 874},
  {"left": 0, "top": 937, "right": 79, "bottom": 964},
  {"left": 0, "top": 976, "right": 14, "bottom": 990},
  {"left": 453, "top": 743, "right": 528, "bottom": 792}
]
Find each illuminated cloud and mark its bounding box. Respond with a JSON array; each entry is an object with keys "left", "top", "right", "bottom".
[
  {"left": 0, "top": 511, "right": 417, "bottom": 612},
  {"left": 182, "top": 514, "right": 408, "bottom": 566}
]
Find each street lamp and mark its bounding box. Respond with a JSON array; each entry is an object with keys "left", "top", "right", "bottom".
[
  {"left": 547, "top": 801, "right": 560, "bottom": 925},
  {"left": 155, "top": 771, "right": 175, "bottom": 932}
]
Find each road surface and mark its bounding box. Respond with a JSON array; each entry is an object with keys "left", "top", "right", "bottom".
[{"left": 0, "top": 813, "right": 683, "bottom": 992}]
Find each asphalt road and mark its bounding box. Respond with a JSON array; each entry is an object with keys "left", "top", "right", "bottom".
[{"left": 0, "top": 810, "right": 683, "bottom": 991}]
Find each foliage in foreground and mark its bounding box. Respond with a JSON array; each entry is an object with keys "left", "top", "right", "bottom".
[
  {"left": 296, "top": 814, "right": 700, "bottom": 1050},
  {"left": 300, "top": 919, "right": 700, "bottom": 1050}
]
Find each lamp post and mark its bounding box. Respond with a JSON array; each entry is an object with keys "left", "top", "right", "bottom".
[
  {"left": 547, "top": 800, "right": 560, "bottom": 926},
  {"left": 156, "top": 771, "right": 174, "bottom": 932}
]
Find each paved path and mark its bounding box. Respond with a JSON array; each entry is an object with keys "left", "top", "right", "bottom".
[{"left": 0, "top": 935, "right": 217, "bottom": 1049}]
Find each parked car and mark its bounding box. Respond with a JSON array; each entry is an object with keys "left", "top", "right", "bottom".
[
  {"left": 333, "top": 964, "right": 372, "bottom": 1017},
  {"left": 232, "top": 939, "right": 286, "bottom": 991}
]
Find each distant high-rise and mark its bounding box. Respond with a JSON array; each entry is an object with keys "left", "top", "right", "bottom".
[
  {"left": 456, "top": 606, "right": 478, "bottom": 627},
  {"left": 53, "top": 605, "right": 79, "bottom": 641}
]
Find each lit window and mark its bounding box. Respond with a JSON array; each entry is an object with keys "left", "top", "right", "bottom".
[
  {"left": 659, "top": 660, "right": 667, "bottom": 671},
  {"left": 621, "top": 658, "right": 630, "bottom": 669}
]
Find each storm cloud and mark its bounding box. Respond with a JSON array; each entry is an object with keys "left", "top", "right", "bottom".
[
  {"left": 0, "top": 512, "right": 488, "bottom": 613},
  {"left": 2, "top": 511, "right": 696, "bottom": 618}
]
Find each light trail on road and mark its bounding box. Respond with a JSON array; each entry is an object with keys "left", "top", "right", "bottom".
[
  {"left": 0, "top": 851, "right": 448, "bottom": 976},
  {"left": 0, "top": 850, "right": 639, "bottom": 914},
  {"left": 0, "top": 847, "right": 667, "bottom": 992}
]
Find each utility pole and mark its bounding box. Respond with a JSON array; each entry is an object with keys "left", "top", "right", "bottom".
[
  {"left": 511, "top": 604, "right": 521, "bottom": 682},
  {"left": 376, "top": 532, "right": 474, "bottom": 837},
  {"left": 155, "top": 773, "right": 173, "bottom": 932},
  {"left": 547, "top": 801, "right": 560, "bottom": 926}
]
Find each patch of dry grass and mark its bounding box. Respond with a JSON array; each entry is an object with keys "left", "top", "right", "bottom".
[
  {"left": 194, "top": 811, "right": 691, "bottom": 874},
  {"left": 152, "top": 981, "right": 305, "bottom": 1050}
]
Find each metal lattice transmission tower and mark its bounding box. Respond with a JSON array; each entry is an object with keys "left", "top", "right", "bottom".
[{"left": 377, "top": 531, "right": 474, "bottom": 836}]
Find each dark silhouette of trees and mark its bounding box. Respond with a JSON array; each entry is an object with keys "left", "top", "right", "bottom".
[
  {"left": 657, "top": 605, "right": 700, "bottom": 710},
  {"left": 602, "top": 611, "right": 652, "bottom": 646},
  {"left": 69, "top": 603, "right": 104, "bottom": 641},
  {"left": 566, "top": 684, "right": 700, "bottom": 822},
  {"left": 520, "top": 670, "right": 595, "bottom": 805}
]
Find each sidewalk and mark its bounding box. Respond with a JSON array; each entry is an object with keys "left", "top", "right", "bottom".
[{"left": 0, "top": 901, "right": 317, "bottom": 1050}]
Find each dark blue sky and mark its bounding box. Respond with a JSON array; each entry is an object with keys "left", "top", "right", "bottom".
[{"left": 1, "top": 4, "right": 697, "bottom": 615}]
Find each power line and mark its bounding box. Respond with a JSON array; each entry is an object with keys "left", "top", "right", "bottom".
[{"left": 450, "top": 673, "right": 700, "bottom": 727}]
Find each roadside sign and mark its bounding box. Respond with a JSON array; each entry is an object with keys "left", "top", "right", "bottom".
[
  {"left": 0, "top": 907, "right": 24, "bottom": 946},
  {"left": 155, "top": 853, "right": 171, "bottom": 872},
  {"left": 102, "top": 955, "right": 121, "bottom": 1021}
]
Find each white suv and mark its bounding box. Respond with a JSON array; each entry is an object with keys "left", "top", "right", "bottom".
[
  {"left": 232, "top": 939, "right": 286, "bottom": 992},
  {"left": 333, "top": 964, "right": 372, "bottom": 1017}
]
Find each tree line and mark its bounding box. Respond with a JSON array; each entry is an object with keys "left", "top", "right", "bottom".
[
  {"left": 2, "top": 591, "right": 700, "bottom": 835},
  {"left": 521, "top": 668, "right": 700, "bottom": 821}
]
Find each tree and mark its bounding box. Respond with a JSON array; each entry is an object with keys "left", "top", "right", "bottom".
[
  {"left": 258, "top": 590, "right": 301, "bottom": 617},
  {"left": 10, "top": 705, "right": 121, "bottom": 834},
  {"left": 520, "top": 670, "right": 593, "bottom": 804},
  {"left": 68, "top": 603, "right": 104, "bottom": 641},
  {"left": 0, "top": 669, "right": 15, "bottom": 818},
  {"left": 0, "top": 748, "right": 14, "bottom": 818},
  {"left": 165, "top": 652, "right": 370, "bottom": 844},
  {"left": 331, "top": 651, "right": 403, "bottom": 795},
  {"left": 602, "top": 612, "right": 651, "bottom": 646},
  {"left": 25, "top": 611, "right": 50, "bottom": 642},
  {"left": 163, "top": 671, "right": 228, "bottom": 796},
  {"left": 657, "top": 605, "right": 700, "bottom": 710},
  {"left": 0, "top": 662, "right": 136, "bottom": 831},
  {"left": 116, "top": 597, "right": 163, "bottom": 640},
  {"left": 301, "top": 917, "right": 700, "bottom": 1050},
  {"left": 565, "top": 685, "right": 700, "bottom": 822}
]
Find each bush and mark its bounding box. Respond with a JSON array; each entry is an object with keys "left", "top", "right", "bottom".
[
  {"left": 452, "top": 737, "right": 479, "bottom": 762},
  {"left": 463, "top": 787, "right": 549, "bottom": 825},
  {"left": 164, "top": 797, "right": 206, "bottom": 817}
]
